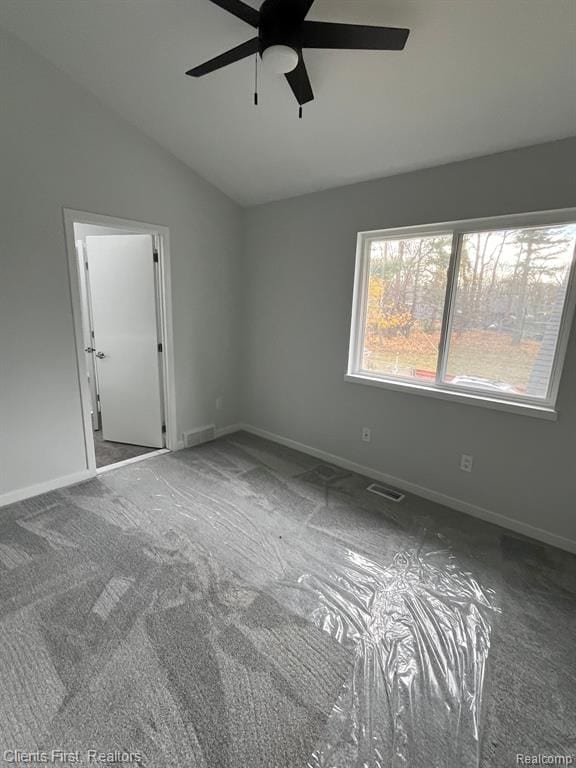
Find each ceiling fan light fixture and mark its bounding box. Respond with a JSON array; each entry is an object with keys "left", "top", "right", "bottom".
[{"left": 262, "top": 44, "right": 299, "bottom": 74}]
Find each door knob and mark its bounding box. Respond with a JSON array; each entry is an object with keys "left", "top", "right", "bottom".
[
  {"left": 84, "top": 347, "right": 95, "bottom": 353},
  {"left": 95, "top": 351, "right": 106, "bottom": 359}
]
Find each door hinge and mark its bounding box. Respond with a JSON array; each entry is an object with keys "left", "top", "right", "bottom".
[
  {"left": 157, "top": 342, "right": 163, "bottom": 352},
  {"left": 153, "top": 250, "right": 159, "bottom": 263},
  {"left": 85, "top": 261, "right": 89, "bottom": 270},
  {"left": 162, "top": 424, "right": 166, "bottom": 434}
]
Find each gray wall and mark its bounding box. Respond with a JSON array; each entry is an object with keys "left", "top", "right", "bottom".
[
  {"left": 0, "top": 28, "right": 241, "bottom": 498},
  {"left": 243, "top": 138, "right": 576, "bottom": 543}
]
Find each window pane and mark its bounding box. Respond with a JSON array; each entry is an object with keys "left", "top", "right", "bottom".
[
  {"left": 361, "top": 234, "right": 452, "bottom": 381},
  {"left": 444, "top": 224, "right": 576, "bottom": 399}
]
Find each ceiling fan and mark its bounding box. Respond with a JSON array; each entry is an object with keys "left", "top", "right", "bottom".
[{"left": 186, "top": 0, "right": 410, "bottom": 114}]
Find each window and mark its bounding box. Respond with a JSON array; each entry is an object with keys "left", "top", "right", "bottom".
[{"left": 347, "top": 211, "right": 576, "bottom": 416}]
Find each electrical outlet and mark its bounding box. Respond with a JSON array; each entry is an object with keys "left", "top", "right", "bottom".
[
  {"left": 216, "top": 397, "right": 223, "bottom": 411},
  {"left": 362, "top": 427, "right": 371, "bottom": 443},
  {"left": 460, "top": 454, "right": 474, "bottom": 473}
]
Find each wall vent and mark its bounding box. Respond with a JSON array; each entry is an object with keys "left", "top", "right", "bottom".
[
  {"left": 183, "top": 425, "right": 216, "bottom": 448},
  {"left": 367, "top": 483, "right": 405, "bottom": 503}
]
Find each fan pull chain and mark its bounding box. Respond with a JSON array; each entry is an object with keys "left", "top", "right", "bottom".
[
  {"left": 299, "top": 106, "right": 303, "bottom": 119},
  {"left": 254, "top": 53, "right": 259, "bottom": 106}
]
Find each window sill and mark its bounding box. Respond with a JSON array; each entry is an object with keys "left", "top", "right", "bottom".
[{"left": 344, "top": 373, "right": 558, "bottom": 421}]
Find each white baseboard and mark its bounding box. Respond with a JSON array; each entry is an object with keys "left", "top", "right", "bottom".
[
  {"left": 215, "top": 423, "right": 244, "bottom": 439},
  {"left": 235, "top": 424, "right": 576, "bottom": 556},
  {"left": 0, "top": 469, "right": 94, "bottom": 509},
  {"left": 174, "top": 423, "right": 246, "bottom": 451}
]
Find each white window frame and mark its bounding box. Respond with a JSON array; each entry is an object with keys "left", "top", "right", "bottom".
[{"left": 346, "top": 208, "right": 576, "bottom": 421}]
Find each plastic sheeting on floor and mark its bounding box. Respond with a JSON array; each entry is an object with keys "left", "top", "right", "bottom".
[{"left": 300, "top": 543, "right": 498, "bottom": 768}]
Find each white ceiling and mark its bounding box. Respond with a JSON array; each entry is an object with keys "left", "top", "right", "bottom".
[{"left": 0, "top": 0, "right": 575, "bottom": 205}]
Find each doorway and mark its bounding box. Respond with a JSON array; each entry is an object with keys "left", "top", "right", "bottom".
[{"left": 64, "top": 210, "right": 176, "bottom": 473}]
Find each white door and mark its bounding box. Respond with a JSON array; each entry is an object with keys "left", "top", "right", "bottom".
[
  {"left": 76, "top": 241, "right": 100, "bottom": 431},
  {"left": 85, "top": 234, "right": 164, "bottom": 448}
]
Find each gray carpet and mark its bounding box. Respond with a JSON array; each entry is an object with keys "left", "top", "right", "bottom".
[
  {"left": 93, "top": 430, "right": 157, "bottom": 468},
  {"left": 0, "top": 431, "right": 575, "bottom": 767}
]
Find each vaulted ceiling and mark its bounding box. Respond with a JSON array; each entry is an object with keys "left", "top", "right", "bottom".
[{"left": 0, "top": 0, "right": 574, "bottom": 205}]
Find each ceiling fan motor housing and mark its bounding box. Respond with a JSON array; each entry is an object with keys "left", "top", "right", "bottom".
[{"left": 258, "top": 0, "right": 303, "bottom": 57}]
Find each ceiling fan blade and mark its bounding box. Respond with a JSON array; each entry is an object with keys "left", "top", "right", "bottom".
[
  {"left": 186, "top": 37, "right": 260, "bottom": 77},
  {"left": 206, "top": 0, "right": 260, "bottom": 28},
  {"left": 285, "top": 56, "right": 314, "bottom": 105},
  {"left": 302, "top": 21, "right": 410, "bottom": 50}
]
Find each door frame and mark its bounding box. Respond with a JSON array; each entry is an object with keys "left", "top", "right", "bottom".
[
  {"left": 63, "top": 208, "right": 178, "bottom": 474},
  {"left": 75, "top": 239, "right": 101, "bottom": 431}
]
